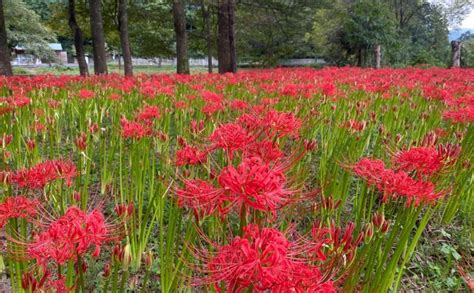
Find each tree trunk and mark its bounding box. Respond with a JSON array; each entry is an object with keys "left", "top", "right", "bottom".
[
  {"left": 374, "top": 44, "right": 381, "bottom": 69},
  {"left": 217, "top": 0, "right": 236, "bottom": 73},
  {"left": 173, "top": 0, "right": 190, "bottom": 74},
  {"left": 89, "top": 0, "right": 108, "bottom": 74},
  {"left": 451, "top": 41, "right": 461, "bottom": 68},
  {"left": 201, "top": 1, "right": 212, "bottom": 73},
  {"left": 68, "top": 0, "right": 89, "bottom": 76},
  {"left": 357, "top": 48, "right": 363, "bottom": 67},
  {"left": 0, "top": 0, "right": 12, "bottom": 76},
  {"left": 118, "top": 0, "right": 133, "bottom": 76},
  {"left": 228, "top": 0, "right": 236, "bottom": 72}
]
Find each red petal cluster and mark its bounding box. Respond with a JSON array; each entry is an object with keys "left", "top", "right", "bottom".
[
  {"left": 0, "top": 196, "right": 39, "bottom": 228},
  {"left": 203, "top": 224, "right": 335, "bottom": 292},
  {"left": 10, "top": 160, "right": 77, "bottom": 189},
  {"left": 27, "top": 207, "right": 108, "bottom": 267}
]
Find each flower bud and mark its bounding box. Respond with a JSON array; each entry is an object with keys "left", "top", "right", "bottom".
[
  {"left": 122, "top": 244, "right": 132, "bottom": 271},
  {"left": 103, "top": 263, "right": 111, "bottom": 278},
  {"left": 144, "top": 251, "right": 153, "bottom": 270}
]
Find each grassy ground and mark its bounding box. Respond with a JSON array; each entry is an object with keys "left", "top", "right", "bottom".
[{"left": 12, "top": 64, "right": 209, "bottom": 75}]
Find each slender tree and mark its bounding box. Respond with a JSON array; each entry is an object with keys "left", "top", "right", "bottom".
[
  {"left": 89, "top": 0, "right": 108, "bottom": 74},
  {"left": 173, "top": 0, "right": 190, "bottom": 74},
  {"left": 228, "top": 0, "right": 236, "bottom": 72},
  {"left": 200, "top": 0, "right": 213, "bottom": 73},
  {"left": 118, "top": 0, "right": 133, "bottom": 76},
  {"left": 217, "top": 0, "right": 236, "bottom": 73},
  {"left": 374, "top": 44, "right": 381, "bottom": 69},
  {"left": 451, "top": 40, "right": 461, "bottom": 68},
  {"left": 0, "top": 0, "right": 12, "bottom": 76},
  {"left": 68, "top": 0, "right": 89, "bottom": 76}
]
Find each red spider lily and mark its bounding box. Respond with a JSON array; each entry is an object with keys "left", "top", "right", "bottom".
[
  {"left": 230, "top": 99, "right": 248, "bottom": 110},
  {"left": 209, "top": 123, "right": 253, "bottom": 157},
  {"left": 195, "top": 224, "right": 335, "bottom": 292},
  {"left": 120, "top": 118, "right": 152, "bottom": 140},
  {"left": 175, "top": 145, "right": 208, "bottom": 166},
  {"left": 27, "top": 207, "right": 109, "bottom": 267},
  {"left": 10, "top": 160, "right": 77, "bottom": 189},
  {"left": 262, "top": 110, "right": 301, "bottom": 138},
  {"left": 242, "top": 140, "right": 283, "bottom": 163},
  {"left": 136, "top": 105, "right": 160, "bottom": 123},
  {"left": 78, "top": 89, "right": 94, "bottom": 100},
  {"left": 394, "top": 146, "right": 443, "bottom": 176},
  {"left": 352, "top": 158, "right": 386, "bottom": 185},
  {"left": 218, "top": 157, "right": 292, "bottom": 214},
  {"left": 443, "top": 105, "right": 474, "bottom": 124},
  {"left": 392, "top": 144, "right": 461, "bottom": 177},
  {"left": 8, "top": 95, "right": 31, "bottom": 108},
  {"left": 202, "top": 101, "right": 224, "bottom": 115},
  {"left": 201, "top": 90, "right": 223, "bottom": 103},
  {"left": 377, "top": 170, "right": 445, "bottom": 206},
  {"left": 0, "top": 196, "right": 39, "bottom": 228},
  {"left": 175, "top": 179, "right": 224, "bottom": 220},
  {"left": 351, "top": 158, "right": 446, "bottom": 206}
]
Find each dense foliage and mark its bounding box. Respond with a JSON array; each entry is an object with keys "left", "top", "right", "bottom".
[{"left": 2, "top": 0, "right": 470, "bottom": 68}]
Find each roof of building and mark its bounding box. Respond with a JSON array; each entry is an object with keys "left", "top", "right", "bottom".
[{"left": 14, "top": 43, "right": 63, "bottom": 51}]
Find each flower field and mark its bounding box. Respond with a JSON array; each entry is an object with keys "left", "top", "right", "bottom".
[{"left": 0, "top": 67, "right": 472, "bottom": 292}]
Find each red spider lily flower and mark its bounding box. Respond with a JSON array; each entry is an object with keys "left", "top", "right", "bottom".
[
  {"left": 218, "top": 157, "right": 292, "bottom": 214},
  {"left": 201, "top": 90, "right": 223, "bottom": 103},
  {"left": 120, "top": 118, "right": 152, "bottom": 140},
  {"left": 394, "top": 146, "right": 443, "bottom": 176},
  {"left": 210, "top": 123, "right": 253, "bottom": 157},
  {"left": 230, "top": 100, "right": 248, "bottom": 110},
  {"left": 242, "top": 140, "right": 283, "bottom": 163},
  {"left": 0, "top": 196, "right": 39, "bottom": 228},
  {"left": 377, "top": 170, "right": 445, "bottom": 206},
  {"left": 203, "top": 224, "right": 291, "bottom": 292},
  {"left": 202, "top": 102, "right": 224, "bottom": 115},
  {"left": 78, "top": 89, "right": 95, "bottom": 100},
  {"left": 8, "top": 95, "right": 31, "bottom": 107},
  {"left": 273, "top": 261, "right": 336, "bottom": 293},
  {"left": 175, "top": 145, "right": 208, "bottom": 166},
  {"left": 175, "top": 100, "right": 187, "bottom": 109},
  {"left": 352, "top": 158, "right": 386, "bottom": 185},
  {"left": 10, "top": 160, "right": 77, "bottom": 189},
  {"left": 352, "top": 158, "right": 445, "bottom": 206},
  {"left": 136, "top": 105, "right": 160, "bottom": 123},
  {"left": 27, "top": 207, "right": 109, "bottom": 267},
  {"left": 262, "top": 110, "right": 301, "bottom": 138},
  {"left": 197, "top": 224, "right": 335, "bottom": 292},
  {"left": 443, "top": 105, "right": 474, "bottom": 124},
  {"left": 175, "top": 179, "right": 224, "bottom": 220}
]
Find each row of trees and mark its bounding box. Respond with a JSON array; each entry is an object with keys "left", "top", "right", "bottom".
[
  {"left": 0, "top": 0, "right": 238, "bottom": 76},
  {"left": 0, "top": 0, "right": 472, "bottom": 76}
]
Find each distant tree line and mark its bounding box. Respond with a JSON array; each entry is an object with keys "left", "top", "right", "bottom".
[{"left": 0, "top": 0, "right": 472, "bottom": 76}]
